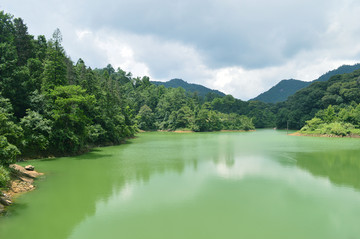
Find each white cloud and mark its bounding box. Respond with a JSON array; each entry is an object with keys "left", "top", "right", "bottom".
[{"left": 2, "top": 0, "right": 360, "bottom": 100}]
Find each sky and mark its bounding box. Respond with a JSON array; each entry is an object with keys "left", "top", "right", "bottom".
[{"left": 1, "top": 0, "right": 360, "bottom": 100}]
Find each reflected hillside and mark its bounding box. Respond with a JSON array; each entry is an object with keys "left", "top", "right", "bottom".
[
  {"left": 2, "top": 131, "right": 360, "bottom": 239},
  {"left": 0, "top": 134, "right": 193, "bottom": 239},
  {"left": 295, "top": 149, "right": 360, "bottom": 191},
  {"left": 2, "top": 132, "right": 256, "bottom": 238}
]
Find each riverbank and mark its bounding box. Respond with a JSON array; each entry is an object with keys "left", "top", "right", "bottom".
[
  {"left": 290, "top": 131, "right": 360, "bottom": 138},
  {"left": 0, "top": 164, "right": 43, "bottom": 214},
  {"left": 140, "top": 129, "right": 255, "bottom": 133}
]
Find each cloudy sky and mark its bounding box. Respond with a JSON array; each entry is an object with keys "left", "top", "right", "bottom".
[{"left": 2, "top": 0, "right": 360, "bottom": 100}]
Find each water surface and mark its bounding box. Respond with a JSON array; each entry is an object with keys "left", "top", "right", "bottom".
[{"left": 1, "top": 130, "right": 360, "bottom": 238}]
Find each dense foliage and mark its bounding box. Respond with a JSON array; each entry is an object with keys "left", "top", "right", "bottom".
[
  {"left": 0, "top": 10, "right": 255, "bottom": 173},
  {"left": 0, "top": 11, "right": 137, "bottom": 166},
  {"left": 2, "top": 9, "right": 360, "bottom": 189},
  {"left": 277, "top": 69, "right": 360, "bottom": 129},
  {"left": 300, "top": 104, "right": 360, "bottom": 136},
  {"left": 223, "top": 66, "right": 360, "bottom": 131}
]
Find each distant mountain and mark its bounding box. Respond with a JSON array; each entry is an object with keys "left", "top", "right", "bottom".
[
  {"left": 151, "top": 78, "right": 226, "bottom": 98},
  {"left": 251, "top": 79, "right": 310, "bottom": 103},
  {"left": 251, "top": 63, "right": 360, "bottom": 103},
  {"left": 314, "top": 63, "right": 360, "bottom": 82}
]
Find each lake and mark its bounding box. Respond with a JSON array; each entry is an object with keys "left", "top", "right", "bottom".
[{"left": 1, "top": 130, "right": 360, "bottom": 238}]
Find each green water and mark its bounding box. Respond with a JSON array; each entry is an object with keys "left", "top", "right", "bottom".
[{"left": 1, "top": 130, "right": 360, "bottom": 239}]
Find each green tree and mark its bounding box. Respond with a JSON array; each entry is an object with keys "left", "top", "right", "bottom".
[
  {"left": 0, "top": 96, "right": 22, "bottom": 165},
  {"left": 47, "top": 85, "right": 96, "bottom": 154},
  {"left": 316, "top": 105, "right": 336, "bottom": 123},
  {"left": 20, "top": 110, "right": 52, "bottom": 156},
  {"left": 174, "top": 105, "right": 194, "bottom": 129},
  {"left": 0, "top": 11, "right": 14, "bottom": 43},
  {"left": 42, "top": 28, "right": 67, "bottom": 90},
  {"left": 13, "top": 17, "right": 34, "bottom": 66},
  {"left": 136, "top": 105, "right": 155, "bottom": 130}
]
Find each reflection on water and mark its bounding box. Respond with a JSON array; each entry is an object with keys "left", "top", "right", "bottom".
[
  {"left": 296, "top": 149, "right": 360, "bottom": 191},
  {"left": 0, "top": 130, "right": 360, "bottom": 239}
]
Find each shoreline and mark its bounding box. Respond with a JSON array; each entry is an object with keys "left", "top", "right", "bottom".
[
  {"left": 0, "top": 164, "right": 44, "bottom": 214},
  {"left": 138, "top": 129, "right": 256, "bottom": 133},
  {"left": 289, "top": 131, "right": 360, "bottom": 138}
]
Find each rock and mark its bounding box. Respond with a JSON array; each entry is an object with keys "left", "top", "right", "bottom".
[
  {"left": 0, "top": 196, "right": 12, "bottom": 206},
  {"left": 0, "top": 203, "right": 4, "bottom": 214},
  {"left": 10, "top": 180, "right": 35, "bottom": 194},
  {"left": 25, "top": 165, "right": 35, "bottom": 171},
  {"left": 0, "top": 164, "right": 44, "bottom": 212},
  {"left": 9, "top": 164, "right": 44, "bottom": 178}
]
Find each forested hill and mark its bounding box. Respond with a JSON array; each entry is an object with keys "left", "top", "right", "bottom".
[
  {"left": 252, "top": 63, "right": 360, "bottom": 103},
  {"left": 0, "top": 10, "right": 256, "bottom": 170},
  {"left": 277, "top": 68, "right": 360, "bottom": 129},
  {"left": 314, "top": 63, "right": 360, "bottom": 82},
  {"left": 151, "top": 79, "right": 226, "bottom": 98},
  {"left": 251, "top": 79, "right": 310, "bottom": 103}
]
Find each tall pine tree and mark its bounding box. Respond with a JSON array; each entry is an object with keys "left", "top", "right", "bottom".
[{"left": 42, "top": 28, "right": 67, "bottom": 90}]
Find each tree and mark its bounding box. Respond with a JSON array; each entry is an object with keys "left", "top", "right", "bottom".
[
  {"left": 316, "top": 105, "right": 336, "bottom": 123},
  {"left": 20, "top": 110, "right": 52, "bottom": 155},
  {"left": 136, "top": 105, "right": 155, "bottom": 130},
  {"left": 13, "top": 17, "right": 34, "bottom": 66},
  {"left": 155, "top": 87, "right": 187, "bottom": 128},
  {"left": 174, "top": 105, "right": 194, "bottom": 129},
  {"left": 47, "top": 85, "right": 96, "bottom": 154},
  {"left": 34, "top": 35, "right": 47, "bottom": 61},
  {"left": 42, "top": 29, "right": 67, "bottom": 90},
  {"left": 0, "top": 11, "right": 14, "bottom": 43},
  {"left": 0, "top": 96, "right": 22, "bottom": 165},
  {"left": 0, "top": 43, "right": 18, "bottom": 105}
]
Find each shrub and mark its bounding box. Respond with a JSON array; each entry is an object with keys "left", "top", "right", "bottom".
[
  {"left": 0, "top": 136, "right": 21, "bottom": 165},
  {"left": 0, "top": 165, "right": 11, "bottom": 188},
  {"left": 318, "top": 122, "right": 353, "bottom": 136},
  {"left": 302, "top": 117, "right": 324, "bottom": 132}
]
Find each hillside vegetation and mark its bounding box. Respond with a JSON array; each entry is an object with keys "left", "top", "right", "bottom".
[
  {"left": 278, "top": 69, "right": 360, "bottom": 129},
  {"left": 252, "top": 63, "right": 360, "bottom": 103},
  {"left": 2, "top": 9, "right": 360, "bottom": 188},
  {"left": 300, "top": 104, "right": 360, "bottom": 136},
  {"left": 0, "top": 10, "right": 254, "bottom": 173},
  {"left": 252, "top": 79, "right": 309, "bottom": 103},
  {"left": 151, "top": 78, "right": 225, "bottom": 98}
]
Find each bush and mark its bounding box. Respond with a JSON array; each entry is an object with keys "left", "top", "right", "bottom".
[
  {"left": 329, "top": 122, "right": 348, "bottom": 136},
  {"left": 0, "top": 136, "right": 21, "bottom": 165},
  {"left": 0, "top": 165, "right": 11, "bottom": 188},
  {"left": 318, "top": 122, "right": 353, "bottom": 136},
  {"left": 302, "top": 117, "right": 323, "bottom": 132}
]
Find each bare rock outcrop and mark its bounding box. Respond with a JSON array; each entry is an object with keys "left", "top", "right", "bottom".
[{"left": 0, "top": 164, "right": 44, "bottom": 213}]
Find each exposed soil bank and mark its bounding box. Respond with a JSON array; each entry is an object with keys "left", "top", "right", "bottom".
[
  {"left": 171, "top": 130, "right": 255, "bottom": 133},
  {"left": 174, "top": 130, "right": 193, "bottom": 133},
  {"left": 0, "top": 164, "right": 43, "bottom": 214}
]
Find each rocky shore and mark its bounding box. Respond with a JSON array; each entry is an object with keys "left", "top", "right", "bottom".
[{"left": 0, "top": 164, "right": 43, "bottom": 214}]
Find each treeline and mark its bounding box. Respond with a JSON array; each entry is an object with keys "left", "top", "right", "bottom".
[
  {"left": 0, "top": 10, "right": 254, "bottom": 175},
  {"left": 277, "top": 68, "right": 360, "bottom": 130},
  {"left": 3, "top": 7, "right": 360, "bottom": 171},
  {"left": 0, "top": 10, "right": 138, "bottom": 167},
  {"left": 207, "top": 68, "right": 360, "bottom": 132}
]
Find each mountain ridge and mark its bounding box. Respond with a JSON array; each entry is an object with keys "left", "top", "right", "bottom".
[
  {"left": 251, "top": 63, "right": 360, "bottom": 103},
  {"left": 151, "top": 78, "right": 226, "bottom": 98}
]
